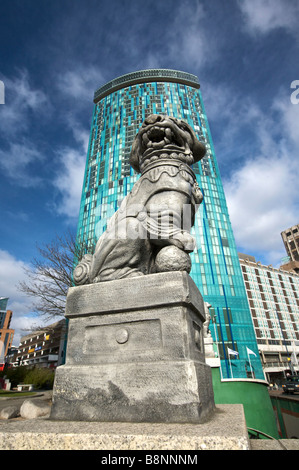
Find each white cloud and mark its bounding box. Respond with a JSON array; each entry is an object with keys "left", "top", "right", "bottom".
[
  {"left": 167, "top": 3, "right": 212, "bottom": 68},
  {"left": 273, "top": 92, "right": 299, "bottom": 147},
  {"left": 57, "top": 66, "right": 104, "bottom": 103},
  {"left": 63, "top": 113, "right": 90, "bottom": 150},
  {"left": 0, "top": 69, "right": 49, "bottom": 135},
  {"left": 51, "top": 67, "right": 100, "bottom": 220},
  {"left": 138, "top": 2, "right": 212, "bottom": 70},
  {"left": 224, "top": 153, "right": 299, "bottom": 262},
  {"left": 0, "top": 250, "right": 39, "bottom": 346},
  {"left": 0, "top": 70, "right": 51, "bottom": 187},
  {"left": 53, "top": 147, "right": 86, "bottom": 220},
  {"left": 204, "top": 82, "right": 271, "bottom": 168},
  {"left": 222, "top": 90, "right": 299, "bottom": 265},
  {"left": 0, "top": 140, "right": 45, "bottom": 187},
  {"left": 239, "top": 0, "right": 299, "bottom": 37}
]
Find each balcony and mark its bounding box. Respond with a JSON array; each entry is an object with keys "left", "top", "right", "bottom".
[{"left": 27, "top": 354, "right": 59, "bottom": 366}]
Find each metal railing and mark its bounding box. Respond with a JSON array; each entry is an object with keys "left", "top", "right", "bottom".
[{"left": 247, "top": 428, "right": 287, "bottom": 449}]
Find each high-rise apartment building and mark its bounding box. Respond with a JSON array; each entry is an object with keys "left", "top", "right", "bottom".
[
  {"left": 281, "top": 224, "right": 299, "bottom": 262},
  {"left": 0, "top": 297, "right": 14, "bottom": 364},
  {"left": 76, "top": 69, "right": 264, "bottom": 380},
  {"left": 239, "top": 253, "right": 299, "bottom": 382},
  {"left": 281, "top": 224, "right": 299, "bottom": 274}
]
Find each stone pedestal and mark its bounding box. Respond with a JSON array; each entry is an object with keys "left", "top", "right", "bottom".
[
  {"left": 50, "top": 271, "right": 215, "bottom": 423},
  {"left": 0, "top": 405, "right": 250, "bottom": 450}
]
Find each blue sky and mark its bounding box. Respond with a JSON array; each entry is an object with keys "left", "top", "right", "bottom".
[{"left": 0, "top": 0, "right": 298, "bottom": 344}]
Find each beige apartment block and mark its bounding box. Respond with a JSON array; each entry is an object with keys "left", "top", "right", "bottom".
[{"left": 238, "top": 253, "right": 299, "bottom": 384}]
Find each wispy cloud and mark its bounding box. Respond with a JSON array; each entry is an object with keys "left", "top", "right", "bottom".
[
  {"left": 51, "top": 67, "right": 93, "bottom": 221},
  {"left": 0, "top": 140, "right": 45, "bottom": 187},
  {"left": 0, "top": 66, "right": 92, "bottom": 211},
  {"left": 166, "top": 2, "right": 211, "bottom": 69},
  {"left": 56, "top": 65, "right": 104, "bottom": 104},
  {"left": 238, "top": 0, "right": 299, "bottom": 37},
  {"left": 273, "top": 90, "right": 299, "bottom": 147},
  {"left": 222, "top": 88, "right": 299, "bottom": 265},
  {"left": 224, "top": 152, "right": 299, "bottom": 263},
  {"left": 204, "top": 83, "right": 269, "bottom": 172},
  {"left": 102, "top": 1, "right": 215, "bottom": 73},
  {"left": 52, "top": 146, "right": 86, "bottom": 221},
  {"left": 0, "top": 69, "right": 50, "bottom": 135},
  {"left": 0, "top": 249, "right": 38, "bottom": 346},
  {"left": 0, "top": 70, "right": 51, "bottom": 187}
]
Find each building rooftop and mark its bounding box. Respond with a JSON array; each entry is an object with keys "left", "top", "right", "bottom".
[
  {"left": 238, "top": 252, "right": 256, "bottom": 262},
  {"left": 19, "top": 319, "right": 65, "bottom": 344},
  {"left": 94, "top": 69, "right": 200, "bottom": 103},
  {"left": 239, "top": 253, "right": 299, "bottom": 278}
]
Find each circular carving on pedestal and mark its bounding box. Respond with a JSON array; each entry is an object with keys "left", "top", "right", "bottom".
[{"left": 115, "top": 328, "right": 129, "bottom": 344}]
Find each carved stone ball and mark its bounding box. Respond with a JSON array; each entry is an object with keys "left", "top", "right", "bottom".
[{"left": 155, "top": 245, "right": 191, "bottom": 273}]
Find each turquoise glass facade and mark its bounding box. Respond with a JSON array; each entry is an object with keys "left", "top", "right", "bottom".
[{"left": 76, "top": 69, "right": 264, "bottom": 380}]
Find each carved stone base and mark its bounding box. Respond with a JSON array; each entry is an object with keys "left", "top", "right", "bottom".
[{"left": 50, "top": 272, "right": 215, "bottom": 423}]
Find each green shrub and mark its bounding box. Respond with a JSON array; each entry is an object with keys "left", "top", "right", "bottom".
[
  {"left": 0, "top": 366, "right": 28, "bottom": 388},
  {"left": 24, "top": 367, "right": 55, "bottom": 389},
  {"left": 0, "top": 366, "right": 55, "bottom": 389}
]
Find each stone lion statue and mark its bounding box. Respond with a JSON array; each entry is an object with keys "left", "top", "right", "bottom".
[{"left": 73, "top": 114, "right": 206, "bottom": 285}]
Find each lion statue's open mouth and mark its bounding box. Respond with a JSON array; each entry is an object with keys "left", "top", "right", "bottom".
[
  {"left": 141, "top": 117, "right": 186, "bottom": 151},
  {"left": 130, "top": 114, "right": 206, "bottom": 173}
]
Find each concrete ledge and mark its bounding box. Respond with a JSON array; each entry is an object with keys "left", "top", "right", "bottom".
[
  {"left": 65, "top": 271, "right": 204, "bottom": 318},
  {"left": 0, "top": 404, "right": 249, "bottom": 450},
  {"left": 250, "top": 439, "right": 299, "bottom": 451}
]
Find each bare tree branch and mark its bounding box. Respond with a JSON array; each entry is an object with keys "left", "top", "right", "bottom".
[{"left": 18, "top": 230, "right": 95, "bottom": 321}]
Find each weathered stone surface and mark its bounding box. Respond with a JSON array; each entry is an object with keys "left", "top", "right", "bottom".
[
  {"left": 51, "top": 360, "right": 214, "bottom": 423},
  {"left": 51, "top": 271, "right": 215, "bottom": 424},
  {"left": 65, "top": 271, "right": 204, "bottom": 318},
  {"left": 20, "top": 399, "right": 51, "bottom": 419},
  {"left": 0, "top": 404, "right": 250, "bottom": 450},
  {"left": 250, "top": 439, "right": 299, "bottom": 451},
  {"left": 0, "top": 406, "right": 20, "bottom": 420}
]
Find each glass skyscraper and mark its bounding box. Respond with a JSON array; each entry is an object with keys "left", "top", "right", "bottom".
[{"left": 76, "top": 69, "right": 264, "bottom": 380}]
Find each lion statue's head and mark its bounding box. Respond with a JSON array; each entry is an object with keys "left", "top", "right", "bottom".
[{"left": 130, "top": 114, "right": 206, "bottom": 173}]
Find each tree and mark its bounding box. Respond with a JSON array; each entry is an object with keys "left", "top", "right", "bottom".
[{"left": 18, "top": 230, "right": 94, "bottom": 321}]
